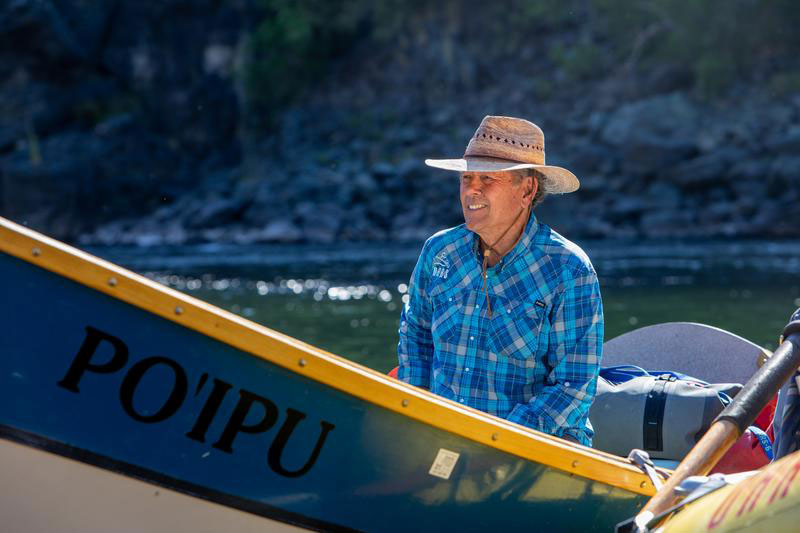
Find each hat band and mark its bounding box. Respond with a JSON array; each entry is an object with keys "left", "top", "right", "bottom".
[{"left": 464, "top": 136, "right": 546, "bottom": 166}]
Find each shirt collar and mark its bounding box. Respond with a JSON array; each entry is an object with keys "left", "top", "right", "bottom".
[{"left": 471, "top": 210, "right": 539, "bottom": 271}]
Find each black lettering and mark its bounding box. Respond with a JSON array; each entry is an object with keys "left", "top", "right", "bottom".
[
  {"left": 268, "top": 408, "right": 335, "bottom": 478},
  {"left": 57, "top": 326, "right": 129, "bottom": 392},
  {"left": 212, "top": 390, "right": 278, "bottom": 453},
  {"left": 186, "top": 378, "right": 233, "bottom": 442},
  {"left": 119, "top": 356, "right": 188, "bottom": 423}
]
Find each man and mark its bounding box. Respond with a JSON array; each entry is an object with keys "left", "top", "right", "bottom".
[{"left": 397, "top": 116, "right": 603, "bottom": 446}]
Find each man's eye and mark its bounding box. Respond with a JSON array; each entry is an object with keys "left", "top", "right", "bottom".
[{"left": 480, "top": 176, "right": 493, "bottom": 183}]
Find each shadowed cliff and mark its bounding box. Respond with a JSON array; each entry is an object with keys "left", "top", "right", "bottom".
[{"left": 2, "top": 0, "right": 799, "bottom": 245}]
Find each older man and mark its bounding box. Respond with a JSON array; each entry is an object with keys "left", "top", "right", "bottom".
[{"left": 397, "top": 116, "right": 603, "bottom": 446}]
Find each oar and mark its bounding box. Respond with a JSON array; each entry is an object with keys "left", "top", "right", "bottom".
[{"left": 624, "top": 307, "right": 800, "bottom": 532}]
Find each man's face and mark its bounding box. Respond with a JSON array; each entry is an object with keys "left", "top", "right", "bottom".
[{"left": 459, "top": 171, "right": 534, "bottom": 237}]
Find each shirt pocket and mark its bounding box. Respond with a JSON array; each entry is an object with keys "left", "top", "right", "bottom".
[
  {"left": 489, "top": 299, "right": 545, "bottom": 361},
  {"left": 430, "top": 291, "right": 467, "bottom": 348}
]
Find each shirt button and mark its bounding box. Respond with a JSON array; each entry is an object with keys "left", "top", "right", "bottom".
[
  {"left": 459, "top": 398, "right": 465, "bottom": 403},
  {"left": 449, "top": 297, "right": 452, "bottom": 301},
  {"left": 469, "top": 336, "right": 474, "bottom": 341},
  {"left": 465, "top": 367, "right": 470, "bottom": 372},
  {"left": 507, "top": 309, "right": 511, "bottom": 313},
  {"left": 565, "top": 381, "right": 571, "bottom": 387}
]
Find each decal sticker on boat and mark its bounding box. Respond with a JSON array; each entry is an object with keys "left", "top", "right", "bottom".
[
  {"left": 706, "top": 453, "right": 800, "bottom": 529},
  {"left": 429, "top": 448, "right": 459, "bottom": 479}
]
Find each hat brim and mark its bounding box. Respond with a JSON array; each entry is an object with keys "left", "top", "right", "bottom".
[{"left": 424, "top": 157, "right": 579, "bottom": 194}]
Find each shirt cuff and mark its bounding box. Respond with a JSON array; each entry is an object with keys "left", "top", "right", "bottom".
[{"left": 506, "top": 405, "right": 591, "bottom": 447}]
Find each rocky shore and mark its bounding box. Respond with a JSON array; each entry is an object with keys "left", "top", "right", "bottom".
[{"left": 2, "top": 1, "right": 799, "bottom": 246}]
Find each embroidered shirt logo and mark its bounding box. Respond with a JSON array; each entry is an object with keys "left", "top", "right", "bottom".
[{"left": 432, "top": 251, "right": 450, "bottom": 279}]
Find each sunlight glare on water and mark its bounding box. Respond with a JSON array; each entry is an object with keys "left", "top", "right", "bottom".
[
  {"left": 146, "top": 267, "right": 800, "bottom": 373},
  {"left": 95, "top": 240, "right": 800, "bottom": 374}
]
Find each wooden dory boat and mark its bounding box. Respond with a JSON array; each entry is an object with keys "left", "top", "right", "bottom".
[{"left": 0, "top": 216, "right": 657, "bottom": 532}]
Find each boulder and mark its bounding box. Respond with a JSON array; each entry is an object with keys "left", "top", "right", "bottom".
[
  {"left": 601, "top": 93, "right": 700, "bottom": 147},
  {"left": 668, "top": 147, "right": 741, "bottom": 188},
  {"left": 769, "top": 156, "right": 800, "bottom": 184},
  {"left": 729, "top": 158, "right": 769, "bottom": 182},
  {"left": 297, "top": 202, "right": 343, "bottom": 243},
  {"left": 607, "top": 196, "right": 652, "bottom": 222},
  {"left": 185, "top": 196, "right": 247, "bottom": 229},
  {"left": 645, "top": 182, "right": 682, "bottom": 210},
  {"left": 621, "top": 139, "right": 697, "bottom": 175},
  {"left": 259, "top": 220, "right": 303, "bottom": 243},
  {"left": 566, "top": 141, "right": 618, "bottom": 177},
  {"left": 601, "top": 93, "right": 701, "bottom": 174},
  {"left": 577, "top": 216, "right": 616, "bottom": 239},
  {"left": 639, "top": 210, "right": 695, "bottom": 238},
  {"left": 764, "top": 129, "right": 800, "bottom": 155}
]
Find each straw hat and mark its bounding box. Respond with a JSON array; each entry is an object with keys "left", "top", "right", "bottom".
[{"left": 425, "top": 116, "right": 579, "bottom": 193}]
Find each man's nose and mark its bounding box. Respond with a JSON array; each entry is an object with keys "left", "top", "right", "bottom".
[{"left": 464, "top": 179, "right": 483, "bottom": 194}]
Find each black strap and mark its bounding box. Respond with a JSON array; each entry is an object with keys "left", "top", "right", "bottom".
[{"left": 643, "top": 375, "right": 671, "bottom": 451}]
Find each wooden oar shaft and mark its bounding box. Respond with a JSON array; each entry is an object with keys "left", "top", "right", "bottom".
[
  {"left": 635, "top": 324, "right": 800, "bottom": 529},
  {"left": 637, "top": 420, "right": 739, "bottom": 521}
]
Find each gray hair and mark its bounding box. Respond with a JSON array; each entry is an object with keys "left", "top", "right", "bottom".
[{"left": 513, "top": 168, "right": 547, "bottom": 208}]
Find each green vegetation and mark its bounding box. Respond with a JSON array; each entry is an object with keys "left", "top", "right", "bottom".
[
  {"left": 243, "top": 0, "right": 369, "bottom": 123},
  {"left": 242, "top": 0, "right": 800, "bottom": 118},
  {"left": 241, "top": 0, "right": 586, "bottom": 120},
  {"left": 593, "top": 0, "right": 800, "bottom": 96}
]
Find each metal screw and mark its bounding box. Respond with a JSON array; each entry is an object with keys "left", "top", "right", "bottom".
[
  {"left": 108, "top": 277, "right": 118, "bottom": 287},
  {"left": 174, "top": 306, "right": 184, "bottom": 315},
  {"left": 298, "top": 358, "right": 307, "bottom": 367},
  {"left": 491, "top": 433, "right": 499, "bottom": 441},
  {"left": 401, "top": 399, "right": 409, "bottom": 407},
  {"left": 32, "top": 248, "right": 41, "bottom": 257},
  {"left": 572, "top": 460, "right": 579, "bottom": 468},
  {"left": 640, "top": 481, "right": 647, "bottom": 488}
]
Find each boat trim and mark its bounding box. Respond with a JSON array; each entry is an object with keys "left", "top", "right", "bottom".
[{"left": 0, "top": 217, "right": 655, "bottom": 495}]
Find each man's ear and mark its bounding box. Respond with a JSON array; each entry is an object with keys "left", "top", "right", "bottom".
[{"left": 522, "top": 176, "right": 537, "bottom": 206}]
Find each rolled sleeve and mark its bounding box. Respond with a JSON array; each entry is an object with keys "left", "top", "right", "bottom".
[{"left": 506, "top": 266, "right": 604, "bottom": 446}]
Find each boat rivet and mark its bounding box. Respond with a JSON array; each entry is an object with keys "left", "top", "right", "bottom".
[
  {"left": 491, "top": 433, "right": 499, "bottom": 441},
  {"left": 299, "top": 358, "right": 307, "bottom": 367},
  {"left": 572, "top": 460, "right": 579, "bottom": 468},
  {"left": 32, "top": 247, "right": 41, "bottom": 257},
  {"left": 175, "top": 306, "right": 184, "bottom": 315},
  {"left": 108, "top": 277, "right": 118, "bottom": 287},
  {"left": 402, "top": 399, "right": 409, "bottom": 407},
  {"left": 640, "top": 481, "right": 647, "bottom": 488}
]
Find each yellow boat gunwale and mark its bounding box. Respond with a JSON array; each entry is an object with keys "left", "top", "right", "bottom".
[{"left": 0, "top": 216, "right": 656, "bottom": 496}]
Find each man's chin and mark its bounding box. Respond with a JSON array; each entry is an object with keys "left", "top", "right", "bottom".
[{"left": 463, "top": 217, "right": 483, "bottom": 233}]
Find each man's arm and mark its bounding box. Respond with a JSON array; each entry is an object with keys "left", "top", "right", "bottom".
[
  {"left": 397, "top": 245, "right": 434, "bottom": 389},
  {"left": 506, "top": 266, "right": 603, "bottom": 446}
]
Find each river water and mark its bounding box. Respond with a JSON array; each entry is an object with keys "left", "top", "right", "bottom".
[{"left": 91, "top": 240, "right": 800, "bottom": 374}]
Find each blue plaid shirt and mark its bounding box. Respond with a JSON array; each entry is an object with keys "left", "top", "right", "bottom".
[{"left": 397, "top": 213, "right": 603, "bottom": 446}]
